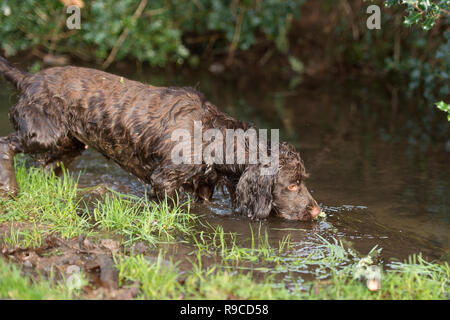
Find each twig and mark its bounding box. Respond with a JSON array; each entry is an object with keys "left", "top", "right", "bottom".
[
  {"left": 49, "top": 12, "right": 69, "bottom": 54},
  {"left": 101, "top": 0, "right": 148, "bottom": 69},
  {"left": 192, "top": 0, "right": 204, "bottom": 10},
  {"left": 410, "top": 2, "right": 424, "bottom": 14},
  {"left": 341, "top": 0, "right": 358, "bottom": 40},
  {"left": 226, "top": 6, "right": 246, "bottom": 66}
]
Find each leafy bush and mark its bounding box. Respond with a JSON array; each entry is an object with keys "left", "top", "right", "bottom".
[
  {"left": 385, "top": 0, "right": 450, "bottom": 30},
  {"left": 384, "top": 1, "right": 449, "bottom": 116},
  {"left": 0, "top": 0, "right": 188, "bottom": 66},
  {"left": 0, "top": 0, "right": 302, "bottom": 66},
  {"left": 435, "top": 100, "right": 450, "bottom": 120},
  {"left": 0, "top": 0, "right": 448, "bottom": 123},
  {"left": 170, "top": 0, "right": 302, "bottom": 52}
]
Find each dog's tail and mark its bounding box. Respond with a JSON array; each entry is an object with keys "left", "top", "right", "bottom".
[{"left": 0, "top": 56, "right": 30, "bottom": 89}]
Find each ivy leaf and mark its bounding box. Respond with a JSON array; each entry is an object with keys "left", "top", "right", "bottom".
[
  {"left": 435, "top": 101, "right": 449, "bottom": 112},
  {"left": 435, "top": 101, "right": 450, "bottom": 121},
  {"left": 422, "top": 17, "right": 435, "bottom": 31},
  {"left": 404, "top": 12, "right": 422, "bottom": 26},
  {"left": 288, "top": 55, "right": 304, "bottom": 74}
]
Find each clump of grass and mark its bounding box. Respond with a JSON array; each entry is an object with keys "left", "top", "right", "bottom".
[
  {"left": 193, "top": 223, "right": 294, "bottom": 264},
  {"left": 117, "top": 249, "right": 449, "bottom": 300},
  {"left": 116, "top": 253, "right": 183, "bottom": 299},
  {"left": 92, "top": 192, "right": 196, "bottom": 246},
  {"left": 184, "top": 268, "right": 294, "bottom": 300},
  {"left": 2, "top": 223, "right": 44, "bottom": 249},
  {"left": 0, "top": 259, "right": 76, "bottom": 300},
  {"left": 295, "top": 235, "right": 360, "bottom": 278},
  {"left": 1, "top": 157, "right": 91, "bottom": 238},
  {"left": 116, "top": 252, "right": 294, "bottom": 300},
  {"left": 0, "top": 157, "right": 198, "bottom": 246},
  {"left": 290, "top": 241, "right": 448, "bottom": 299},
  {"left": 307, "top": 254, "right": 449, "bottom": 300},
  {"left": 192, "top": 227, "right": 367, "bottom": 279}
]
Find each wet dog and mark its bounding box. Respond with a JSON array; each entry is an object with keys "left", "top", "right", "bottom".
[{"left": 0, "top": 56, "right": 320, "bottom": 220}]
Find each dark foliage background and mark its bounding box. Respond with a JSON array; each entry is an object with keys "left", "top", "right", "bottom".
[{"left": 0, "top": 1, "right": 448, "bottom": 116}]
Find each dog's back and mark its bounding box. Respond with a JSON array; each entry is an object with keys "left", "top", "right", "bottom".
[{"left": 0, "top": 57, "right": 231, "bottom": 183}]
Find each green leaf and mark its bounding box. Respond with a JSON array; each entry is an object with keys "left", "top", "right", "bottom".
[
  {"left": 404, "top": 12, "right": 422, "bottom": 26},
  {"left": 422, "top": 17, "right": 435, "bottom": 31},
  {"left": 288, "top": 55, "right": 304, "bottom": 74},
  {"left": 435, "top": 101, "right": 449, "bottom": 112},
  {"left": 435, "top": 101, "right": 450, "bottom": 121}
]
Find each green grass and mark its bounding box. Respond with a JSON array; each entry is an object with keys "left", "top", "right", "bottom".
[
  {"left": 92, "top": 191, "right": 196, "bottom": 246},
  {"left": 191, "top": 227, "right": 449, "bottom": 299},
  {"left": 193, "top": 223, "right": 295, "bottom": 264},
  {"left": 0, "top": 157, "right": 198, "bottom": 246},
  {"left": 307, "top": 254, "right": 449, "bottom": 300},
  {"left": 0, "top": 158, "right": 91, "bottom": 238},
  {"left": 2, "top": 222, "right": 44, "bottom": 249},
  {"left": 0, "top": 157, "right": 448, "bottom": 300},
  {"left": 192, "top": 226, "right": 362, "bottom": 278},
  {"left": 0, "top": 259, "right": 75, "bottom": 299},
  {"left": 116, "top": 252, "right": 294, "bottom": 300},
  {"left": 116, "top": 249, "right": 449, "bottom": 300}
]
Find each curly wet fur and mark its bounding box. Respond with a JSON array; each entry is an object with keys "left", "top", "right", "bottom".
[{"left": 0, "top": 56, "right": 319, "bottom": 220}]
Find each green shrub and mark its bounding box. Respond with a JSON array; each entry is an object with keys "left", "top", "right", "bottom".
[{"left": 0, "top": 0, "right": 302, "bottom": 66}]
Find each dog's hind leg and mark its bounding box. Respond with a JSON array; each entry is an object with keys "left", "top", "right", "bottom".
[{"left": 0, "top": 135, "right": 19, "bottom": 198}]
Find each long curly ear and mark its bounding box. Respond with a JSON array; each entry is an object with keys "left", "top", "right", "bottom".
[{"left": 235, "top": 165, "right": 275, "bottom": 220}]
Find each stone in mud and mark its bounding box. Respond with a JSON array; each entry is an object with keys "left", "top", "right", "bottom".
[
  {"left": 66, "top": 272, "right": 84, "bottom": 291},
  {"left": 20, "top": 251, "right": 40, "bottom": 267},
  {"left": 82, "top": 238, "right": 96, "bottom": 251},
  {"left": 131, "top": 241, "right": 148, "bottom": 255},
  {"left": 100, "top": 239, "right": 121, "bottom": 254},
  {"left": 66, "top": 264, "right": 81, "bottom": 275},
  {"left": 84, "top": 259, "right": 100, "bottom": 271},
  {"left": 23, "top": 260, "right": 33, "bottom": 268},
  {"left": 97, "top": 254, "right": 119, "bottom": 289},
  {"left": 60, "top": 253, "right": 81, "bottom": 265}
]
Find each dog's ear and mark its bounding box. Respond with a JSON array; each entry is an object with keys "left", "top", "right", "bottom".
[{"left": 235, "top": 165, "right": 275, "bottom": 220}]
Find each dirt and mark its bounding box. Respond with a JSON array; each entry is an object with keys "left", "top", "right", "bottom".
[{"left": 0, "top": 231, "right": 144, "bottom": 299}]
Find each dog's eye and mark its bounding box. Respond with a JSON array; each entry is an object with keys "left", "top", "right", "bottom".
[{"left": 288, "top": 184, "right": 299, "bottom": 191}]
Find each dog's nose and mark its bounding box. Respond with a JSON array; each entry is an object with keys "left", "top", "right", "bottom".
[{"left": 309, "top": 205, "right": 321, "bottom": 219}]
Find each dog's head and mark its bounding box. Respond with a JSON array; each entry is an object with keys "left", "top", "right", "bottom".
[{"left": 236, "top": 143, "right": 320, "bottom": 221}]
